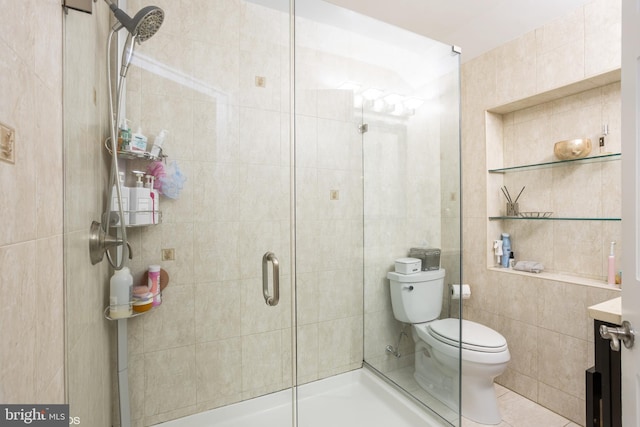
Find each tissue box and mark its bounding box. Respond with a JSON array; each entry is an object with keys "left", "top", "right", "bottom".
[
  {"left": 409, "top": 248, "right": 441, "bottom": 271},
  {"left": 394, "top": 257, "right": 422, "bottom": 274}
]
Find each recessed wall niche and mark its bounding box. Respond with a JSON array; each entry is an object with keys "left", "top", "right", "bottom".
[{"left": 485, "top": 69, "right": 622, "bottom": 286}]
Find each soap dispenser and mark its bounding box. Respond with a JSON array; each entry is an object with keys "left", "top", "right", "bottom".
[{"left": 129, "top": 171, "right": 151, "bottom": 225}]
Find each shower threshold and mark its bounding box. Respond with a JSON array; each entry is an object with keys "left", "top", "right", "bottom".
[{"left": 157, "top": 367, "right": 449, "bottom": 427}]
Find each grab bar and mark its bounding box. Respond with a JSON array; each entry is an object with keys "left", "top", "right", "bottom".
[{"left": 262, "top": 252, "right": 280, "bottom": 306}]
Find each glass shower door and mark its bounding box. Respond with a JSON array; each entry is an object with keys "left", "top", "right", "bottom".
[
  {"left": 293, "top": 0, "right": 462, "bottom": 425},
  {"left": 64, "top": 0, "right": 297, "bottom": 425}
]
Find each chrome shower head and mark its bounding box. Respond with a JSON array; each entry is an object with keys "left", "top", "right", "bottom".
[{"left": 106, "top": 1, "right": 164, "bottom": 43}]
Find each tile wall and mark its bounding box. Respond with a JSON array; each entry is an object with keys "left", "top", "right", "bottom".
[
  {"left": 461, "top": 0, "right": 622, "bottom": 424},
  {"left": 0, "top": 0, "right": 65, "bottom": 407}
]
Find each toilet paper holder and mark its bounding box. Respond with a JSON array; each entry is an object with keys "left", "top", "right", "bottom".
[{"left": 450, "top": 284, "right": 471, "bottom": 300}]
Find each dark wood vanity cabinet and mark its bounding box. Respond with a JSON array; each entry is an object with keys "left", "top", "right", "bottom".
[{"left": 586, "top": 320, "right": 621, "bottom": 427}]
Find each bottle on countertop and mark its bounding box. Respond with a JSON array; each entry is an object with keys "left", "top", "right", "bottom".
[{"left": 501, "top": 233, "right": 511, "bottom": 268}]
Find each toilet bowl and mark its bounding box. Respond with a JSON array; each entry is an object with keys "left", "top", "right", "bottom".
[
  {"left": 387, "top": 268, "right": 510, "bottom": 425},
  {"left": 415, "top": 318, "right": 510, "bottom": 424}
]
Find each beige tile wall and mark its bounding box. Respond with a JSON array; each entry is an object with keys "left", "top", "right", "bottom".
[
  {"left": 0, "top": 0, "right": 65, "bottom": 406},
  {"left": 461, "top": 0, "right": 622, "bottom": 424}
]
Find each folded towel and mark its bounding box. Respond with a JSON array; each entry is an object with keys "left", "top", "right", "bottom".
[{"left": 513, "top": 261, "right": 544, "bottom": 273}]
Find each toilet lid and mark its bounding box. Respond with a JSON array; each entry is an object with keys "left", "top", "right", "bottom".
[{"left": 427, "top": 318, "right": 508, "bottom": 353}]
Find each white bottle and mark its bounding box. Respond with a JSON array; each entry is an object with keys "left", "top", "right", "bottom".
[
  {"left": 150, "top": 129, "right": 168, "bottom": 158},
  {"left": 111, "top": 171, "right": 129, "bottom": 226},
  {"left": 109, "top": 267, "right": 133, "bottom": 319},
  {"left": 129, "top": 171, "right": 151, "bottom": 225},
  {"left": 145, "top": 174, "right": 160, "bottom": 224}
]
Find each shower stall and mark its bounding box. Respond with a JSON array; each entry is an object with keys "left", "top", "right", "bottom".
[{"left": 63, "top": 0, "right": 461, "bottom": 426}]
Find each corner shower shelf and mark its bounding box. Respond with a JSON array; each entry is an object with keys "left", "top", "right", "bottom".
[
  {"left": 104, "top": 139, "right": 167, "bottom": 162},
  {"left": 103, "top": 291, "right": 162, "bottom": 320},
  {"left": 103, "top": 305, "right": 154, "bottom": 321},
  {"left": 106, "top": 210, "right": 162, "bottom": 228},
  {"left": 488, "top": 152, "right": 620, "bottom": 173}
]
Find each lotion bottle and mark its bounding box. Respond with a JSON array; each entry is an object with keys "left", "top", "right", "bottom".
[
  {"left": 608, "top": 241, "right": 616, "bottom": 285},
  {"left": 150, "top": 129, "right": 168, "bottom": 158}
]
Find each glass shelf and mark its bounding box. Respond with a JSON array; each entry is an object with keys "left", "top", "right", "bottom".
[
  {"left": 488, "top": 153, "right": 621, "bottom": 173},
  {"left": 489, "top": 216, "right": 621, "bottom": 221}
]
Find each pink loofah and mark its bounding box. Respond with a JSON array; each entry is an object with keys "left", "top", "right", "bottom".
[{"left": 146, "top": 161, "right": 166, "bottom": 192}]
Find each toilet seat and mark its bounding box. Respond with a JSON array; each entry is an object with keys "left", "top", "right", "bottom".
[{"left": 428, "top": 318, "right": 508, "bottom": 353}]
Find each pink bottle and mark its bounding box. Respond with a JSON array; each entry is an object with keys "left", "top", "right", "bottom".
[
  {"left": 148, "top": 265, "right": 162, "bottom": 306},
  {"left": 607, "top": 242, "right": 616, "bottom": 286}
]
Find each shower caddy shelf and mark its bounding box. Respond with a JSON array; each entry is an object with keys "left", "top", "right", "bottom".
[
  {"left": 103, "top": 305, "right": 154, "bottom": 321},
  {"left": 488, "top": 152, "right": 621, "bottom": 222},
  {"left": 104, "top": 138, "right": 168, "bottom": 162},
  {"left": 103, "top": 291, "right": 163, "bottom": 321},
  {"left": 105, "top": 140, "right": 166, "bottom": 227},
  {"left": 106, "top": 210, "right": 163, "bottom": 228}
]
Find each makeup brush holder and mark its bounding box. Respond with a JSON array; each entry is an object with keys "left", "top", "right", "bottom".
[{"left": 506, "top": 202, "right": 519, "bottom": 217}]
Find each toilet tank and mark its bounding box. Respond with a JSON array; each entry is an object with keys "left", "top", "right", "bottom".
[{"left": 387, "top": 269, "right": 445, "bottom": 323}]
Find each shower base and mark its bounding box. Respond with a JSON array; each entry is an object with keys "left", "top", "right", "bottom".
[{"left": 157, "top": 367, "right": 447, "bottom": 427}]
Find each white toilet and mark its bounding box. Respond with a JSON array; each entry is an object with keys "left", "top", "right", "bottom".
[{"left": 387, "top": 268, "right": 510, "bottom": 425}]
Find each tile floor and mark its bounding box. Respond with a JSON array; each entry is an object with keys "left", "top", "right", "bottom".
[
  {"left": 461, "top": 384, "right": 580, "bottom": 427},
  {"left": 385, "top": 366, "right": 580, "bottom": 427}
]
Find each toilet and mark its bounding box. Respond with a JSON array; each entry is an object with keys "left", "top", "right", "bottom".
[{"left": 387, "top": 268, "right": 510, "bottom": 425}]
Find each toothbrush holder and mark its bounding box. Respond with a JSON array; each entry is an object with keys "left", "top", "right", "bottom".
[{"left": 506, "top": 202, "right": 519, "bottom": 217}]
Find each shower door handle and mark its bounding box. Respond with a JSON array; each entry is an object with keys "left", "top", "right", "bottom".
[{"left": 262, "top": 252, "right": 280, "bottom": 307}]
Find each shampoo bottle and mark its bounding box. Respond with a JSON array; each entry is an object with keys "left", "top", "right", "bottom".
[
  {"left": 501, "top": 233, "right": 511, "bottom": 268},
  {"left": 109, "top": 267, "right": 133, "bottom": 319},
  {"left": 608, "top": 241, "right": 616, "bottom": 285},
  {"left": 129, "top": 171, "right": 151, "bottom": 225},
  {"left": 111, "top": 171, "right": 129, "bottom": 226}
]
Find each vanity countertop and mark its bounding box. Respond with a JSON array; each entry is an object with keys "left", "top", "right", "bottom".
[{"left": 588, "top": 297, "right": 622, "bottom": 325}]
